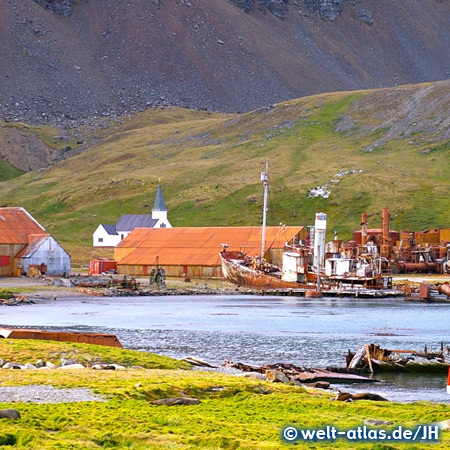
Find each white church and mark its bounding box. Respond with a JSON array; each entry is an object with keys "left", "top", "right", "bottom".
[{"left": 92, "top": 183, "right": 172, "bottom": 247}]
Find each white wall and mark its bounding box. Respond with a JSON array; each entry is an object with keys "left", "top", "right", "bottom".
[
  {"left": 152, "top": 211, "right": 172, "bottom": 228},
  {"left": 22, "top": 236, "right": 71, "bottom": 276},
  {"left": 93, "top": 225, "right": 121, "bottom": 247}
]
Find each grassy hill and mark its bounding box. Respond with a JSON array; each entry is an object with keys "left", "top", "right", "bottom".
[
  {"left": 0, "top": 160, "right": 23, "bottom": 181},
  {"left": 0, "top": 81, "right": 449, "bottom": 265}
]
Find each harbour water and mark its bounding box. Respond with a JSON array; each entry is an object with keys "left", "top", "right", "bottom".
[{"left": 1, "top": 294, "right": 449, "bottom": 402}]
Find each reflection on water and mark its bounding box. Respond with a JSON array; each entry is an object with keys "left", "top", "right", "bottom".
[{"left": 1, "top": 294, "right": 449, "bottom": 402}]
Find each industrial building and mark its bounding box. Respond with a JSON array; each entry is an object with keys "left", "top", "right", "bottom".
[
  {"left": 0, "top": 207, "right": 70, "bottom": 276},
  {"left": 115, "top": 226, "right": 306, "bottom": 277}
]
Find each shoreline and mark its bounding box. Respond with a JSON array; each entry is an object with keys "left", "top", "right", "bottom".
[{"left": 2, "top": 274, "right": 450, "bottom": 303}]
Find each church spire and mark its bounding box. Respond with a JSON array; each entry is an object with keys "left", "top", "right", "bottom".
[{"left": 152, "top": 183, "right": 167, "bottom": 212}]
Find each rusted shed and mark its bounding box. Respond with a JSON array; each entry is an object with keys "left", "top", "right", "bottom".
[
  {"left": 116, "top": 226, "right": 306, "bottom": 277},
  {"left": 0, "top": 208, "right": 46, "bottom": 276},
  {"left": 0, "top": 207, "right": 71, "bottom": 276}
]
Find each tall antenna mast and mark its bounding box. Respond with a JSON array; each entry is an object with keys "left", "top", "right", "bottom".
[{"left": 261, "top": 160, "right": 269, "bottom": 259}]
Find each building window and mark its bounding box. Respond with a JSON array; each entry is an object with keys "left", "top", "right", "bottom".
[
  {"left": 98, "top": 238, "right": 103, "bottom": 243},
  {"left": 120, "top": 234, "right": 124, "bottom": 239},
  {"left": 160, "top": 223, "right": 166, "bottom": 228}
]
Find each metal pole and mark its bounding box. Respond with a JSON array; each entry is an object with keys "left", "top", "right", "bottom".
[
  {"left": 316, "top": 243, "right": 321, "bottom": 291},
  {"left": 261, "top": 161, "right": 268, "bottom": 260}
]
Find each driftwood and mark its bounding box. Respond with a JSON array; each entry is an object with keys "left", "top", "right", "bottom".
[
  {"left": 224, "top": 361, "right": 377, "bottom": 384},
  {"left": 347, "top": 343, "right": 450, "bottom": 373}
]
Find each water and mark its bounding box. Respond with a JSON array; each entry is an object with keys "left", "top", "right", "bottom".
[{"left": 1, "top": 295, "right": 449, "bottom": 402}]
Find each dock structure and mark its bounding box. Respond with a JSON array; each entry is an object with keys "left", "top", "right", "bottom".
[{"left": 258, "top": 288, "right": 405, "bottom": 298}]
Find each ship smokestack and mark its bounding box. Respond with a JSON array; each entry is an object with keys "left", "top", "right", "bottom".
[
  {"left": 381, "top": 207, "right": 390, "bottom": 258},
  {"left": 361, "top": 212, "right": 368, "bottom": 246},
  {"left": 313, "top": 212, "right": 327, "bottom": 271}
]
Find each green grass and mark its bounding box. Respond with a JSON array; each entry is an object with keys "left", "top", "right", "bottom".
[
  {"left": 0, "top": 340, "right": 189, "bottom": 370},
  {"left": 1, "top": 339, "right": 450, "bottom": 449},
  {"left": 0, "top": 159, "right": 24, "bottom": 181},
  {"left": 0, "top": 83, "right": 449, "bottom": 263}
]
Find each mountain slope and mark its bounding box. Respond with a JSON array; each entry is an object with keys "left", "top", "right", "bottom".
[
  {"left": 1, "top": 0, "right": 449, "bottom": 124},
  {"left": 0, "top": 80, "right": 449, "bottom": 263}
]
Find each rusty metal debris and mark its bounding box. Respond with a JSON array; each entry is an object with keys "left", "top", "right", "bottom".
[{"left": 0, "top": 328, "right": 122, "bottom": 348}]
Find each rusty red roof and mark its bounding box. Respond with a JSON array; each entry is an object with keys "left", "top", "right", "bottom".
[
  {"left": 117, "top": 226, "right": 305, "bottom": 266},
  {"left": 0, "top": 208, "right": 46, "bottom": 244},
  {"left": 15, "top": 235, "right": 51, "bottom": 259}
]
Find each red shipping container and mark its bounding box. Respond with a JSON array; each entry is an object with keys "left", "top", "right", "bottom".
[{"left": 89, "top": 260, "right": 117, "bottom": 275}]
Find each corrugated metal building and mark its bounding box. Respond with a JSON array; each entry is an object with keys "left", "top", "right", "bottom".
[
  {"left": 16, "top": 235, "right": 71, "bottom": 276},
  {"left": 115, "top": 226, "right": 306, "bottom": 277},
  {"left": 0, "top": 207, "right": 70, "bottom": 276}
]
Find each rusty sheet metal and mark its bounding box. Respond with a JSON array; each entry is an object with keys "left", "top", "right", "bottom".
[
  {"left": 15, "top": 235, "right": 50, "bottom": 258},
  {"left": 440, "top": 229, "right": 450, "bottom": 243},
  {"left": 439, "top": 283, "right": 450, "bottom": 297},
  {"left": 116, "top": 226, "right": 305, "bottom": 266},
  {"left": 0, "top": 208, "right": 45, "bottom": 244},
  {"left": 415, "top": 230, "right": 440, "bottom": 245},
  {"left": 353, "top": 229, "right": 400, "bottom": 246},
  {"left": 0, "top": 328, "right": 122, "bottom": 347}
]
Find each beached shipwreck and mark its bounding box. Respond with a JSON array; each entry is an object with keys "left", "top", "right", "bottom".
[
  {"left": 346, "top": 344, "right": 450, "bottom": 373},
  {"left": 220, "top": 164, "right": 449, "bottom": 294},
  {"left": 220, "top": 211, "right": 393, "bottom": 293}
]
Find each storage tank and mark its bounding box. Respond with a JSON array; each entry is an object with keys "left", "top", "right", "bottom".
[{"left": 313, "top": 213, "right": 327, "bottom": 271}]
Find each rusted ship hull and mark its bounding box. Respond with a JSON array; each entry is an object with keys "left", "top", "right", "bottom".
[
  {"left": 219, "top": 251, "right": 305, "bottom": 290},
  {"left": 0, "top": 328, "right": 122, "bottom": 348}
]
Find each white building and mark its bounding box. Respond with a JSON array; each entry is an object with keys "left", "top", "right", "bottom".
[
  {"left": 93, "top": 183, "right": 172, "bottom": 247},
  {"left": 17, "top": 235, "right": 71, "bottom": 276}
]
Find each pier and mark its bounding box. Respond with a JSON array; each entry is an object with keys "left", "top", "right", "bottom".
[{"left": 258, "top": 288, "right": 406, "bottom": 298}]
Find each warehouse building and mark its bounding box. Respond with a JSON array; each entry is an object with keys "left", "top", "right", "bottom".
[
  {"left": 0, "top": 207, "right": 70, "bottom": 276},
  {"left": 115, "top": 226, "right": 306, "bottom": 278}
]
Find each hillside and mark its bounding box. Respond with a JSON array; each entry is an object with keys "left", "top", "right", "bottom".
[
  {"left": 0, "top": 80, "right": 449, "bottom": 263},
  {"left": 1, "top": 0, "right": 449, "bottom": 125}
]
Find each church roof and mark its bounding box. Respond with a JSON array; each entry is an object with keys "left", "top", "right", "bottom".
[
  {"left": 152, "top": 183, "right": 167, "bottom": 212},
  {"left": 116, "top": 215, "right": 158, "bottom": 232},
  {"left": 100, "top": 224, "right": 117, "bottom": 235}
]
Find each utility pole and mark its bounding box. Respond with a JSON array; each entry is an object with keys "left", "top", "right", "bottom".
[{"left": 261, "top": 161, "right": 269, "bottom": 261}]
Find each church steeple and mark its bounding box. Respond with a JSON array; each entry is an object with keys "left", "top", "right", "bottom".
[
  {"left": 152, "top": 183, "right": 167, "bottom": 212},
  {"left": 152, "top": 182, "right": 171, "bottom": 228}
]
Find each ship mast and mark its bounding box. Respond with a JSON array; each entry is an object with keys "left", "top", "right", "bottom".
[{"left": 261, "top": 160, "right": 269, "bottom": 260}]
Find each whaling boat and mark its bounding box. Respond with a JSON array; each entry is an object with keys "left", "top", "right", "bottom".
[
  {"left": 219, "top": 163, "right": 391, "bottom": 292},
  {"left": 219, "top": 250, "right": 307, "bottom": 290}
]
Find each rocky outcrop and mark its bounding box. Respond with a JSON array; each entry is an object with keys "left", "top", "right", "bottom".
[
  {"left": 230, "top": 0, "right": 369, "bottom": 20},
  {"left": 1, "top": 0, "right": 449, "bottom": 125},
  {"left": 303, "top": 0, "right": 344, "bottom": 20},
  {"left": 0, "top": 409, "right": 21, "bottom": 420},
  {"left": 230, "top": 0, "right": 289, "bottom": 19},
  {"left": 32, "top": 0, "right": 76, "bottom": 17}
]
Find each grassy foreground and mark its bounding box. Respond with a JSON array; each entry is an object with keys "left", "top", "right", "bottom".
[{"left": 1, "top": 340, "right": 450, "bottom": 449}]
